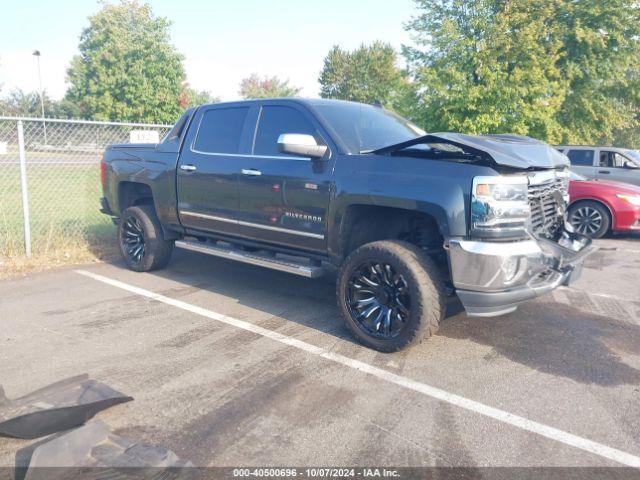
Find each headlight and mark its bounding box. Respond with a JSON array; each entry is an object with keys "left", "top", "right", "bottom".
[
  {"left": 617, "top": 194, "right": 640, "bottom": 207},
  {"left": 471, "top": 176, "right": 530, "bottom": 239}
]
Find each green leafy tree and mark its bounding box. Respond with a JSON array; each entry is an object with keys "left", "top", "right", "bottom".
[
  {"left": 0, "top": 89, "right": 52, "bottom": 117},
  {"left": 65, "top": 0, "right": 186, "bottom": 123},
  {"left": 404, "top": 0, "right": 640, "bottom": 146},
  {"left": 319, "top": 41, "right": 412, "bottom": 113},
  {"left": 238, "top": 74, "right": 301, "bottom": 99},
  {"left": 0, "top": 89, "right": 83, "bottom": 119},
  {"left": 552, "top": 0, "right": 640, "bottom": 145},
  {"left": 179, "top": 87, "right": 219, "bottom": 109},
  {"left": 51, "top": 98, "right": 84, "bottom": 119},
  {"left": 404, "top": 0, "right": 568, "bottom": 141},
  {"left": 0, "top": 89, "right": 40, "bottom": 116}
]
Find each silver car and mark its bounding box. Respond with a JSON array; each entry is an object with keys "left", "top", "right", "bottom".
[{"left": 556, "top": 145, "right": 640, "bottom": 186}]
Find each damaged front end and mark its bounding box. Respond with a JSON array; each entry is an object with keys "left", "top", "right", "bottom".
[
  {"left": 448, "top": 227, "right": 593, "bottom": 317},
  {"left": 440, "top": 137, "right": 593, "bottom": 316},
  {"left": 373, "top": 131, "right": 594, "bottom": 317}
]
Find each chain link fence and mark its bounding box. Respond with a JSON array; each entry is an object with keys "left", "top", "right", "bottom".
[{"left": 0, "top": 117, "right": 171, "bottom": 258}]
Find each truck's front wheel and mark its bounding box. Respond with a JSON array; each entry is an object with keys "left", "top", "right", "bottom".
[
  {"left": 118, "top": 205, "right": 174, "bottom": 272},
  {"left": 337, "top": 240, "right": 445, "bottom": 352}
]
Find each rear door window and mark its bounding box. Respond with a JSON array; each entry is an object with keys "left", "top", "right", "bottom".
[
  {"left": 193, "top": 107, "right": 250, "bottom": 154},
  {"left": 163, "top": 109, "right": 192, "bottom": 144},
  {"left": 253, "top": 106, "right": 317, "bottom": 157},
  {"left": 566, "top": 149, "right": 595, "bottom": 166}
]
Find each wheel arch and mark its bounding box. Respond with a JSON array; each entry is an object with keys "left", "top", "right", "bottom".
[
  {"left": 117, "top": 181, "right": 155, "bottom": 213},
  {"left": 117, "top": 181, "right": 180, "bottom": 240},
  {"left": 333, "top": 204, "right": 446, "bottom": 262}
]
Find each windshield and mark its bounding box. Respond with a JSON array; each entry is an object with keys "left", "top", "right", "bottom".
[
  {"left": 312, "top": 102, "right": 425, "bottom": 154},
  {"left": 623, "top": 149, "right": 640, "bottom": 164}
]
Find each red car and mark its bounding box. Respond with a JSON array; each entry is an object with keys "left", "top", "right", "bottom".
[{"left": 568, "top": 173, "right": 640, "bottom": 238}]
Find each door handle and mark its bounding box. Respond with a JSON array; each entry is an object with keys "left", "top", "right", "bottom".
[
  {"left": 598, "top": 170, "right": 611, "bottom": 174},
  {"left": 241, "top": 168, "right": 262, "bottom": 176},
  {"left": 180, "top": 164, "right": 197, "bottom": 172}
]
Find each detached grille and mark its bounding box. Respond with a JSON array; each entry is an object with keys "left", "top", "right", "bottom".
[{"left": 528, "top": 175, "right": 567, "bottom": 239}]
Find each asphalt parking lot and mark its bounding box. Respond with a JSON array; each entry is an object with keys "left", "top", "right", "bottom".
[{"left": 1, "top": 235, "right": 640, "bottom": 471}]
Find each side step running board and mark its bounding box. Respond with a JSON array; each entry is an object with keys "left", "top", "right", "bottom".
[{"left": 175, "top": 240, "right": 324, "bottom": 278}]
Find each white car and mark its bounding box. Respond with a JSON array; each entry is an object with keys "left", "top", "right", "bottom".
[{"left": 556, "top": 145, "right": 640, "bottom": 187}]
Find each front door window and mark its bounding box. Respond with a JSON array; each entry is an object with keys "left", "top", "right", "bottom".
[{"left": 599, "top": 151, "right": 629, "bottom": 168}]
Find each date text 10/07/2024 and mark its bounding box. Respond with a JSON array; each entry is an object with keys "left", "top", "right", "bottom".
[{"left": 232, "top": 468, "right": 401, "bottom": 478}]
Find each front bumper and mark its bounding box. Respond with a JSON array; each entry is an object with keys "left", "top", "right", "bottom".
[
  {"left": 447, "top": 231, "right": 594, "bottom": 317},
  {"left": 614, "top": 204, "right": 640, "bottom": 232}
]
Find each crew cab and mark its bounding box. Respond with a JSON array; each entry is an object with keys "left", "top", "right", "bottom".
[{"left": 100, "top": 99, "right": 593, "bottom": 352}]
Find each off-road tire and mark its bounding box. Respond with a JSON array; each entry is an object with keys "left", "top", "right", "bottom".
[
  {"left": 337, "top": 240, "right": 445, "bottom": 352},
  {"left": 118, "top": 205, "right": 174, "bottom": 272}
]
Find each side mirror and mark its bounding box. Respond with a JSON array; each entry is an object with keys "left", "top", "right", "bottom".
[
  {"left": 624, "top": 161, "right": 638, "bottom": 169},
  {"left": 278, "top": 134, "right": 328, "bottom": 159}
]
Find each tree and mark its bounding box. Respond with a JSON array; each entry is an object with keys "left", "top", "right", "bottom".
[
  {"left": 179, "top": 87, "right": 219, "bottom": 109},
  {"left": 0, "top": 89, "right": 41, "bottom": 116},
  {"left": 552, "top": 0, "right": 640, "bottom": 145},
  {"left": 319, "top": 42, "right": 411, "bottom": 112},
  {"left": 0, "top": 89, "right": 52, "bottom": 117},
  {"left": 238, "top": 74, "right": 301, "bottom": 99},
  {"left": 404, "top": 1, "right": 569, "bottom": 140},
  {"left": 404, "top": 0, "right": 640, "bottom": 146},
  {"left": 0, "top": 89, "right": 83, "bottom": 119},
  {"left": 52, "top": 98, "right": 84, "bottom": 119},
  {"left": 65, "top": 0, "right": 186, "bottom": 123}
]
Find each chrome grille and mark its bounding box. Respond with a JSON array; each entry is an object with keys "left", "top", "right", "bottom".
[{"left": 527, "top": 174, "right": 567, "bottom": 239}]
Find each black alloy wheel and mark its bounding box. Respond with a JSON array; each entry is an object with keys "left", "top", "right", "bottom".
[
  {"left": 347, "top": 261, "right": 411, "bottom": 338},
  {"left": 118, "top": 205, "right": 174, "bottom": 272},
  {"left": 336, "top": 240, "right": 445, "bottom": 352},
  {"left": 122, "top": 215, "right": 146, "bottom": 264}
]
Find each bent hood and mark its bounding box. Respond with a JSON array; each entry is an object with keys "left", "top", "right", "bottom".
[
  {"left": 434, "top": 133, "right": 569, "bottom": 169},
  {"left": 374, "top": 133, "right": 569, "bottom": 170}
]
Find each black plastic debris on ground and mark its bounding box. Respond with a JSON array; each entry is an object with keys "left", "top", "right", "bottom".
[
  {"left": 0, "top": 375, "right": 133, "bottom": 439},
  {"left": 20, "top": 420, "right": 194, "bottom": 480}
]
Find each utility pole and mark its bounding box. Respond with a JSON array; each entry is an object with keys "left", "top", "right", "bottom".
[{"left": 32, "top": 50, "right": 47, "bottom": 145}]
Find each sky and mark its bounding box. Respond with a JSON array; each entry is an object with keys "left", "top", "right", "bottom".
[{"left": 0, "top": 0, "right": 418, "bottom": 101}]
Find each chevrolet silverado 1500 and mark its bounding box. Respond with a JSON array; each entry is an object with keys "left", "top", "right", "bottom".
[{"left": 100, "top": 99, "right": 593, "bottom": 352}]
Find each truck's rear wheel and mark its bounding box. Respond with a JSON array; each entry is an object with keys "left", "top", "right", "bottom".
[
  {"left": 337, "top": 240, "right": 445, "bottom": 352},
  {"left": 118, "top": 205, "right": 173, "bottom": 272}
]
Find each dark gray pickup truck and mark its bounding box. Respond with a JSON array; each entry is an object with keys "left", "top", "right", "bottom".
[{"left": 100, "top": 98, "right": 593, "bottom": 352}]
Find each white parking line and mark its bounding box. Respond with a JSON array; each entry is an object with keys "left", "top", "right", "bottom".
[
  {"left": 559, "top": 286, "right": 636, "bottom": 303},
  {"left": 598, "top": 247, "right": 640, "bottom": 255},
  {"left": 76, "top": 269, "right": 640, "bottom": 468}
]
